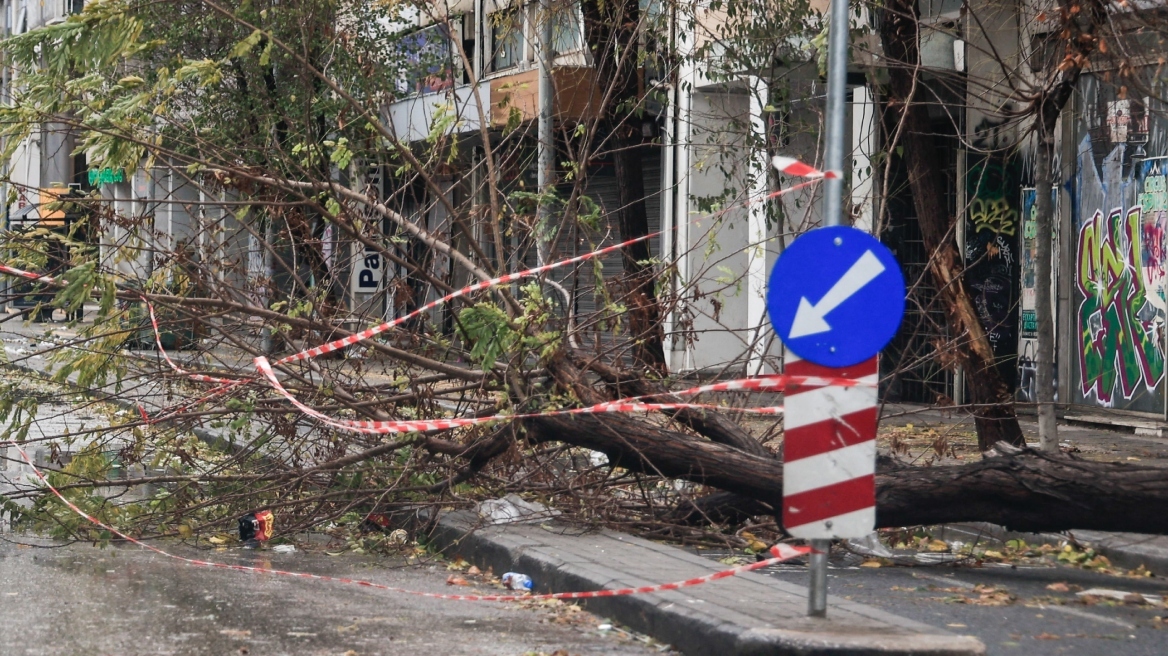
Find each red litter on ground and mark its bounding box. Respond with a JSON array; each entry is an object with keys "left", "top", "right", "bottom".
[{"left": 239, "top": 510, "right": 274, "bottom": 542}]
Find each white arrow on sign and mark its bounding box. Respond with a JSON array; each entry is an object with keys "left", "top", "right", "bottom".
[{"left": 788, "top": 250, "right": 886, "bottom": 339}]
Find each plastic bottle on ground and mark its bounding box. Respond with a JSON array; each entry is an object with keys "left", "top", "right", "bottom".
[{"left": 501, "top": 572, "right": 533, "bottom": 591}]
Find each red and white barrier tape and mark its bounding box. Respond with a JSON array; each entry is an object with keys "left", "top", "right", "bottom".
[
  {"left": 272, "top": 176, "right": 828, "bottom": 367},
  {"left": 0, "top": 156, "right": 846, "bottom": 431},
  {"left": 255, "top": 356, "right": 882, "bottom": 434},
  {"left": 772, "top": 156, "right": 840, "bottom": 180},
  {"left": 1, "top": 438, "right": 810, "bottom": 601},
  {"left": 144, "top": 302, "right": 238, "bottom": 385},
  {"left": 255, "top": 354, "right": 789, "bottom": 433}
]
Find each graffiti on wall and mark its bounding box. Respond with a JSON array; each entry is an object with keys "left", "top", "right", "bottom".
[
  {"left": 1017, "top": 188, "right": 1059, "bottom": 402},
  {"left": 1138, "top": 163, "right": 1168, "bottom": 316},
  {"left": 1070, "top": 77, "right": 1168, "bottom": 410},
  {"left": 1076, "top": 205, "right": 1166, "bottom": 404},
  {"left": 965, "top": 118, "right": 1020, "bottom": 386}
]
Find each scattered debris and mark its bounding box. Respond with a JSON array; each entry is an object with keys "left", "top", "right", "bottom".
[
  {"left": 501, "top": 572, "right": 534, "bottom": 591},
  {"left": 478, "top": 494, "right": 561, "bottom": 525},
  {"left": 239, "top": 510, "right": 274, "bottom": 543},
  {"left": 1076, "top": 589, "right": 1164, "bottom": 605},
  {"left": 845, "top": 532, "right": 894, "bottom": 558},
  {"left": 272, "top": 544, "right": 296, "bottom": 554}
]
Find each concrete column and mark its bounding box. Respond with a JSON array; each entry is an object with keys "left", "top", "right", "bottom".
[
  {"left": 851, "top": 86, "right": 877, "bottom": 233},
  {"left": 746, "top": 76, "right": 771, "bottom": 374}
]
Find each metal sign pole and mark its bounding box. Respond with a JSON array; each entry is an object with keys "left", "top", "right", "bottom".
[{"left": 809, "top": 0, "right": 851, "bottom": 618}]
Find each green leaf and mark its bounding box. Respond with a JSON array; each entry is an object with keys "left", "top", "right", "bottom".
[{"left": 230, "top": 30, "right": 264, "bottom": 59}]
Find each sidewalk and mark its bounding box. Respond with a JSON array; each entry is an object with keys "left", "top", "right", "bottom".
[{"left": 429, "top": 510, "right": 985, "bottom": 656}]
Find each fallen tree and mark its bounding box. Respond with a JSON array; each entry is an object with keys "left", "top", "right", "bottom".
[
  {"left": 3, "top": 0, "right": 1168, "bottom": 546},
  {"left": 524, "top": 406, "right": 1168, "bottom": 535}
]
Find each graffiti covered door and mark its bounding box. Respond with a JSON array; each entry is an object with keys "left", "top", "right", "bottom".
[
  {"left": 966, "top": 118, "right": 1021, "bottom": 390},
  {"left": 1072, "top": 77, "right": 1168, "bottom": 412}
]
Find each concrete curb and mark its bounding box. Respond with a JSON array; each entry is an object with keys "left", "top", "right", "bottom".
[
  {"left": 940, "top": 522, "right": 1168, "bottom": 577},
  {"left": 428, "top": 511, "right": 985, "bottom": 656}
]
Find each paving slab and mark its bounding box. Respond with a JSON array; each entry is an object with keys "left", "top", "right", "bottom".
[{"left": 429, "top": 510, "right": 985, "bottom": 656}]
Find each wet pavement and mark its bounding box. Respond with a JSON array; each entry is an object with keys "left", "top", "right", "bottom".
[
  {"left": 716, "top": 551, "right": 1168, "bottom": 656},
  {"left": 0, "top": 539, "right": 665, "bottom": 655}
]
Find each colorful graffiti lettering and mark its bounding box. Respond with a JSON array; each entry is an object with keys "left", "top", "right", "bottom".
[
  {"left": 970, "top": 197, "right": 1018, "bottom": 236},
  {"left": 1139, "top": 173, "right": 1168, "bottom": 315},
  {"left": 1076, "top": 206, "right": 1166, "bottom": 404}
]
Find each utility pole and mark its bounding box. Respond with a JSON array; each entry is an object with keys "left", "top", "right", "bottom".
[
  {"left": 536, "top": 0, "right": 555, "bottom": 266},
  {"left": 808, "top": 0, "right": 850, "bottom": 619}
]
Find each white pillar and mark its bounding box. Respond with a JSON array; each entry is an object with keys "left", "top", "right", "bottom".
[
  {"left": 851, "top": 86, "right": 877, "bottom": 234},
  {"left": 746, "top": 76, "right": 771, "bottom": 374},
  {"left": 666, "top": 41, "right": 695, "bottom": 372}
]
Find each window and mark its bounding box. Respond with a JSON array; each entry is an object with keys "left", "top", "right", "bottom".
[
  {"left": 65, "top": 0, "right": 83, "bottom": 15},
  {"left": 1027, "top": 32, "right": 1061, "bottom": 74},
  {"left": 551, "top": 4, "right": 581, "bottom": 54},
  {"left": 399, "top": 23, "right": 456, "bottom": 95},
  {"left": 490, "top": 10, "right": 523, "bottom": 72}
]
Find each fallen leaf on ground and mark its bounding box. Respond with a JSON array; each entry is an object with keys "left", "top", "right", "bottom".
[
  {"left": 1035, "top": 633, "right": 1060, "bottom": 640},
  {"left": 467, "top": 565, "right": 482, "bottom": 576},
  {"left": 219, "top": 629, "right": 251, "bottom": 638},
  {"left": 1045, "top": 582, "right": 1078, "bottom": 592},
  {"left": 926, "top": 539, "right": 950, "bottom": 553},
  {"left": 860, "top": 559, "right": 882, "bottom": 568},
  {"left": 446, "top": 575, "right": 470, "bottom": 586},
  {"left": 951, "top": 584, "right": 1015, "bottom": 606}
]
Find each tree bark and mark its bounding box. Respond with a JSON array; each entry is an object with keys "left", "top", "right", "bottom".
[
  {"left": 527, "top": 413, "right": 1168, "bottom": 535},
  {"left": 1034, "top": 123, "right": 1059, "bottom": 450},
  {"left": 880, "top": 0, "right": 1024, "bottom": 450},
  {"left": 578, "top": 356, "right": 772, "bottom": 458}
]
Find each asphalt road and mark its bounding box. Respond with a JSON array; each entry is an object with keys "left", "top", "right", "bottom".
[
  {"left": 758, "top": 557, "right": 1168, "bottom": 656},
  {"left": 0, "top": 539, "right": 664, "bottom": 656}
]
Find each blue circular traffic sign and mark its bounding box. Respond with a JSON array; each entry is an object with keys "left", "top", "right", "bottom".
[{"left": 766, "top": 226, "right": 905, "bottom": 367}]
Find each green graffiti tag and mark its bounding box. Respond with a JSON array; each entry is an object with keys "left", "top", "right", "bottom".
[{"left": 1076, "top": 206, "right": 1166, "bottom": 404}]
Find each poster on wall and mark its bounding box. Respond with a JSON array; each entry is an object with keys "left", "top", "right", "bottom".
[
  {"left": 1017, "top": 188, "right": 1058, "bottom": 403},
  {"left": 1074, "top": 84, "right": 1168, "bottom": 413}
]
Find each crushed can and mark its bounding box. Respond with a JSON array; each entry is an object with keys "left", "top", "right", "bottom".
[
  {"left": 239, "top": 510, "right": 274, "bottom": 543},
  {"left": 362, "top": 513, "right": 391, "bottom": 532}
]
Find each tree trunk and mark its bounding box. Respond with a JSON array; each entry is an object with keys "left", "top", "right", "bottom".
[
  {"left": 1028, "top": 0, "right": 1102, "bottom": 449},
  {"left": 880, "top": 0, "right": 1024, "bottom": 450},
  {"left": 1034, "top": 123, "right": 1059, "bottom": 450},
  {"left": 581, "top": 0, "right": 667, "bottom": 374},
  {"left": 527, "top": 413, "right": 1168, "bottom": 535},
  {"left": 579, "top": 355, "right": 772, "bottom": 457}
]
